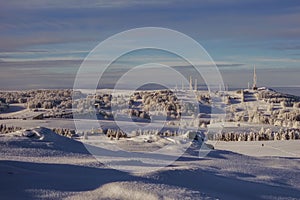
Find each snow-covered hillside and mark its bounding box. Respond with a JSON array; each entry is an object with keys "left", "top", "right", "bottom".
[{"left": 1, "top": 127, "right": 299, "bottom": 200}]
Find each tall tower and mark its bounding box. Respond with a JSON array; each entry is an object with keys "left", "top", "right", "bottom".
[
  {"left": 252, "top": 65, "right": 257, "bottom": 90},
  {"left": 194, "top": 79, "right": 197, "bottom": 91},
  {"left": 189, "top": 76, "right": 193, "bottom": 91}
]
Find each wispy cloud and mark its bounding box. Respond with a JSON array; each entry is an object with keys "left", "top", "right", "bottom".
[
  {"left": 1, "top": 0, "right": 300, "bottom": 89},
  {"left": 3, "top": 0, "right": 274, "bottom": 10},
  {"left": 271, "top": 44, "right": 300, "bottom": 51},
  {"left": 254, "top": 57, "right": 300, "bottom": 63},
  {"left": 0, "top": 0, "right": 174, "bottom": 9}
]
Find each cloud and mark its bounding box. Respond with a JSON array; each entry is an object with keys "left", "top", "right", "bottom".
[
  {"left": 1, "top": 0, "right": 266, "bottom": 10},
  {"left": 254, "top": 57, "right": 300, "bottom": 63},
  {"left": 0, "top": 0, "right": 174, "bottom": 9},
  {"left": 271, "top": 43, "right": 300, "bottom": 51},
  {"left": 216, "top": 63, "right": 245, "bottom": 68},
  {"left": 0, "top": 0, "right": 300, "bottom": 80},
  {"left": 0, "top": 50, "right": 89, "bottom": 62}
]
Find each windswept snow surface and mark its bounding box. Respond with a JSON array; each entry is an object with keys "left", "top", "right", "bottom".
[
  {"left": 1, "top": 127, "right": 300, "bottom": 199},
  {"left": 209, "top": 140, "right": 300, "bottom": 158}
]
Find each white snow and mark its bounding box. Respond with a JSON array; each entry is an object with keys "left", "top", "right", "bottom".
[
  {"left": 1, "top": 88, "right": 300, "bottom": 199},
  {"left": 208, "top": 140, "right": 300, "bottom": 158},
  {"left": 1, "top": 127, "right": 300, "bottom": 200}
]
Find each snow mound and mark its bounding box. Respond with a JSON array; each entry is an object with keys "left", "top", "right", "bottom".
[
  {"left": 1, "top": 127, "right": 90, "bottom": 156},
  {"left": 66, "top": 181, "right": 214, "bottom": 200}
]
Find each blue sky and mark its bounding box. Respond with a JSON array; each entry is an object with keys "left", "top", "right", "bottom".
[{"left": 0, "top": 0, "right": 300, "bottom": 89}]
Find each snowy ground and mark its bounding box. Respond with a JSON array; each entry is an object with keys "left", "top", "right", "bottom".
[
  {"left": 1, "top": 88, "right": 300, "bottom": 199},
  {"left": 208, "top": 140, "right": 300, "bottom": 158},
  {"left": 1, "top": 127, "right": 300, "bottom": 200}
]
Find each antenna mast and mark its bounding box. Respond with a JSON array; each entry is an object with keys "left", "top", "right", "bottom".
[{"left": 252, "top": 65, "right": 257, "bottom": 90}]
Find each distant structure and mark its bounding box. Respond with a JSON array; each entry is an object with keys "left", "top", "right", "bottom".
[
  {"left": 252, "top": 65, "right": 257, "bottom": 90},
  {"left": 189, "top": 76, "right": 193, "bottom": 91},
  {"left": 194, "top": 79, "right": 197, "bottom": 91}
]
